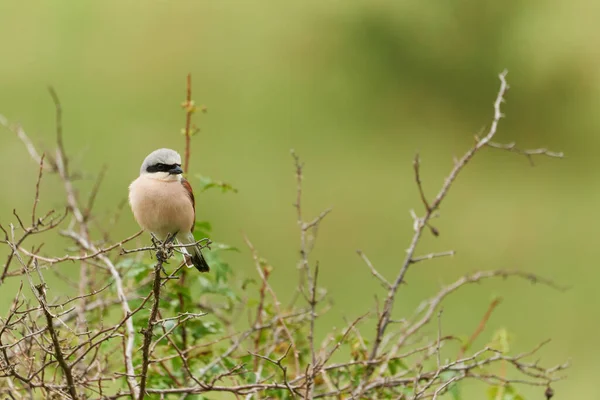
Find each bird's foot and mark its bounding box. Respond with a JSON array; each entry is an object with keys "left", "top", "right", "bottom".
[
  {"left": 166, "top": 231, "right": 178, "bottom": 244},
  {"left": 156, "top": 248, "right": 173, "bottom": 264},
  {"left": 150, "top": 233, "right": 161, "bottom": 248}
]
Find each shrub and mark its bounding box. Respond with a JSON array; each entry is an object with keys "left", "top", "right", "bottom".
[{"left": 0, "top": 72, "right": 566, "bottom": 399}]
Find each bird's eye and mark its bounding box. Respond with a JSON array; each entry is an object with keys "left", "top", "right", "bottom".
[{"left": 146, "top": 163, "right": 171, "bottom": 173}]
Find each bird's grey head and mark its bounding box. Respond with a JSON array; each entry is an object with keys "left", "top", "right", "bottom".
[{"left": 140, "top": 148, "right": 183, "bottom": 181}]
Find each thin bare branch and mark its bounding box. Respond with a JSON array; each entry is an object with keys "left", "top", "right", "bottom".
[
  {"left": 457, "top": 297, "right": 502, "bottom": 359},
  {"left": 31, "top": 154, "right": 46, "bottom": 226},
  {"left": 486, "top": 141, "right": 564, "bottom": 166},
  {"left": 413, "top": 153, "right": 430, "bottom": 212},
  {"left": 410, "top": 250, "right": 455, "bottom": 264},
  {"left": 357, "top": 250, "right": 391, "bottom": 289}
]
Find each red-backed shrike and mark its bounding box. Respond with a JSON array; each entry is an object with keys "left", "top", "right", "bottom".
[{"left": 128, "top": 148, "right": 209, "bottom": 272}]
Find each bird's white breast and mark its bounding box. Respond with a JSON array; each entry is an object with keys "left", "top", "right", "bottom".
[{"left": 128, "top": 175, "right": 194, "bottom": 239}]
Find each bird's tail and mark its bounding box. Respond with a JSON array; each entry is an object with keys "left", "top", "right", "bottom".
[{"left": 179, "top": 232, "right": 210, "bottom": 272}]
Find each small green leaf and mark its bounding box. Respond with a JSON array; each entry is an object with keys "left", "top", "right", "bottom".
[
  {"left": 120, "top": 260, "right": 152, "bottom": 283},
  {"left": 448, "top": 381, "right": 462, "bottom": 400},
  {"left": 222, "top": 357, "right": 237, "bottom": 370},
  {"left": 488, "top": 385, "right": 524, "bottom": 400},
  {"left": 239, "top": 354, "right": 253, "bottom": 364},
  {"left": 488, "top": 328, "right": 512, "bottom": 353},
  {"left": 188, "top": 319, "right": 221, "bottom": 339},
  {"left": 241, "top": 277, "right": 257, "bottom": 289},
  {"left": 211, "top": 242, "right": 240, "bottom": 252},
  {"left": 193, "top": 220, "right": 212, "bottom": 239},
  {"left": 387, "top": 358, "right": 408, "bottom": 375},
  {"left": 244, "top": 371, "right": 257, "bottom": 384},
  {"left": 196, "top": 175, "right": 238, "bottom": 193}
]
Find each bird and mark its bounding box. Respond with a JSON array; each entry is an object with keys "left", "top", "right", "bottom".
[{"left": 128, "top": 148, "right": 210, "bottom": 272}]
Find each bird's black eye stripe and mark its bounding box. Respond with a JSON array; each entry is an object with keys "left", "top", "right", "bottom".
[{"left": 146, "top": 163, "right": 180, "bottom": 173}]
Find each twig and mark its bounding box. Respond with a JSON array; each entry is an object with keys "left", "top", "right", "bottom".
[
  {"left": 436, "top": 309, "right": 443, "bottom": 368},
  {"left": 457, "top": 297, "right": 502, "bottom": 359},
  {"left": 244, "top": 235, "right": 301, "bottom": 375},
  {"left": 486, "top": 141, "right": 564, "bottom": 166},
  {"left": 66, "top": 231, "right": 139, "bottom": 398},
  {"left": 31, "top": 154, "right": 45, "bottom": 226},
  {"left": 305, "top": 263, "right": 319, "bottom": 399},
  {"left": 183, "top": 73, "right": 193, "bottom": 173},
  {"left": 249, "top": 345, "right": 296, "bottom": 398},
  {"left": 0, "top": 115, "right": 46, "bottom": 167},
  {"left": 84, "top": 164, "right": 107, "bottom": 221},
  {"left": 120, "top": 237, "right": 210, "bottom": 254},
  {"left": 410, "top": 250, "right": 455, "bottom": 264},
  {"left": 47, "top": 87, "right": 83, "bottom": 225},
  {"left": 413, "top": 153, "right": 430, "bottom": 212},
  {"left": 47, "top": 87, "right": 66, "bottom": 177},
  {"left": 357, "top": 250, "right": 391, "bottom": 289},
  {"left": 359, "top": 71, "right": 513, "bottom": 391},
  {"left": 252, "top": 257, "right": 271, "bottom": 370},
  {"left": 138, "top": 258, "right": 164, "bottom": 400},
  {"left": 291, "top": 150, "right": 332, "bottom": 274},
  {"left": 16, "top": 230, "right": 143, "bottom": 265},
  {"left": 177, "top": 268, "right": 189, "bottom": 361},
  {"left": 289, "top": 150, "right": 332, "bottom": 392},
  {"left": 19, "top": 253, "right": 78, "bottom": 399}
]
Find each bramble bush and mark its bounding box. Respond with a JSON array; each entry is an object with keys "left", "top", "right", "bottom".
[{"left": 0, "top": 72, "right": 566, "bottom": 399}]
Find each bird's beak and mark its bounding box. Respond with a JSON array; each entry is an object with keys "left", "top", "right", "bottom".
[{"left": 169, "top": 165, "right": 183, "bottom": 175}]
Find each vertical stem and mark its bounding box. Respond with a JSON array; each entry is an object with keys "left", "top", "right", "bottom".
[
  {"left": 178, "top": 268, "right": 188, "bottom": 351},
  {"left": 184, "top": 73, "right": 192, "bottom": 174},
  {"left": 180, "top": 72, "right": 193, "bottom": 378},
  {"left": 138, "top": 259, "right": 163, "bottom": 400}
]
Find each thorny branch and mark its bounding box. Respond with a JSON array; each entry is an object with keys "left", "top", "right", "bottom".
[
  {"left": 30, "top": 260, "right": 79, "bottom": 400},
  {"left": 352, "top": 70, "right": 564, "bottom": 397},
  {"left": 0, "top": 72, "right": 567, "bottom": 400},
  {"left": 138, "top": 248, "right": 166, "bottom": 400},
  {"left": 183, "top": 73, "right": 194, "bottom": 175}
]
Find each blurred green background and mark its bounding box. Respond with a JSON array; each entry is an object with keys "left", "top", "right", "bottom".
[{"left": 0, "top": 1, "right": 594, "bottom": 397}]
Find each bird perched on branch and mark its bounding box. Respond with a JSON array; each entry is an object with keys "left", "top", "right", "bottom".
[{"left": 128, "top": 148, "right": 209, "bottom": 272}]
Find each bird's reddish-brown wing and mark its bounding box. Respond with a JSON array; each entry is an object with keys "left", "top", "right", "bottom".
[{"left": 181, "top": 178, "right": 196, "bottom": 232}]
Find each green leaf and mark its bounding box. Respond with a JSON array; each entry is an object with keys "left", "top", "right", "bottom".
[
  {"left": 239, "top": 354, "right": 253, "bottom": 365},
  {"left": 387, "top": 358, "right": 408, "bottom": 375},
  {"left": 120, "top": 259, "right": 152, "bottom": 283},
  {"left": 266, "top": 389, "right": 290, "bottom": 400},
  {"left": 222, "top": 357, "right": 237, "bottom": 370},
  {"left": 488, "top": 328, "right": 512, "bottom": 354},
  {"left": 203, "top": 252, "right": 235, "bottom": 284},
  {"left": 487, "top": 385, "right": 524, "bottom": 400},
  {"left": 188, "top": 319, "right": 222, "bottom": 338},
  {"left": 171, "top": 355, "right": 183, "bottom": 371},
  {"left": 440, "top": 370, "right": 460, "bottom": 380},
  {"left": 211, "top": 242, "right": 239, "bottom": 252},
  {"left": 436, "top": 371, "right": 462, "bottom": 399},
  {"left": 241, "top": 277, "right": 257, "bottom": 289},
  {"left": 196, "top": 175, "right": 238, "bottom": 193},
  {"left": 448, "top": 381, "right": 462, "bottom": 400},
  {"left": 193, "top": 220, "right": 212, "bottom": 240},
  {"left": 244, "top": 371, "right": 257, "bottom": 384},
  {"left": 174, "top": 285, "right": 192, "bottom": 302}
]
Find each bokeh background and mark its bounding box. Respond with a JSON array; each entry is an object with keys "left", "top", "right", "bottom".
[{"left": 0, "top": 1, "right": 595, "bottom": 397}]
